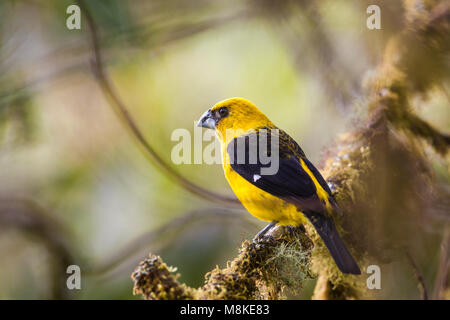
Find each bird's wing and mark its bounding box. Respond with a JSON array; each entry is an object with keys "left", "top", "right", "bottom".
[{"left": 226, "top": 128, "right": 332, "bottom": 213}]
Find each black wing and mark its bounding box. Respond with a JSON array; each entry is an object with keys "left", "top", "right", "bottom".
[{"left": 227, "top": 129, "right": 327, "bottom": 212}]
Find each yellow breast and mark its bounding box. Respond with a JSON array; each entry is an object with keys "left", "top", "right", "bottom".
[{"left": 223, "top": 162, "right": 306, "bottom": 226}]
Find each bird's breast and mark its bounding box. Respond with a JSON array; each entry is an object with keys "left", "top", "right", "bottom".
[{"left": 223, "top": 164, "right": 305, "bottom": 226}]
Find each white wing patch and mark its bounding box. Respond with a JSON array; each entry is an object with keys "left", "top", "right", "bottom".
[{"left": 253, "top": 174, "right": 261, "bottom": 182}]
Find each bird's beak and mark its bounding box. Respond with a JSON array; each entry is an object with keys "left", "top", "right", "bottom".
[{"left": 197, "top": 109, "right": 215, "bottom": 129}]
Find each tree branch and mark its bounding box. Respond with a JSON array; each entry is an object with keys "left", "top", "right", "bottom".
[
  {"left": 405, "top": 249, "right": 429, "bottom": 300},
  {"left": 75, "top": 0, "right": 240, "bottom": 206},
  {"left": 433, "top": 227, "right": 450, "bottom": 300},
  {"left": 0, "top": 198, "right": 76, "bottom": 299},
  {"left": 132, "top": 226, "right": 313, "bottom": 299}
]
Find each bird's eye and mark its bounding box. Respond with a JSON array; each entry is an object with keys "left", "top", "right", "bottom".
[{"left": 218, "top": 107, "right": 228, "bottom": 117}]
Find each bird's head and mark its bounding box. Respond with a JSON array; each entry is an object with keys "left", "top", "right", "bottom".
[{"left": 197, "top": 98, "right": 274, "bottom": 141}]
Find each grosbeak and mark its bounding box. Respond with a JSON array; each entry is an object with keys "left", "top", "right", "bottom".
[{"left": 198, "top": 98, "right": 360, "bottom": 274}]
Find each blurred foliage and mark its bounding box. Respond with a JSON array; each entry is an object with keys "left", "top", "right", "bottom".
[{"left": 0, "top": 0, "right": 448, "bottom": 299}]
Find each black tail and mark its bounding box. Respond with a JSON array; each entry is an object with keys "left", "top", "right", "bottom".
[{"left": 304, "top": 212, "right": 361, "bottom": 275}]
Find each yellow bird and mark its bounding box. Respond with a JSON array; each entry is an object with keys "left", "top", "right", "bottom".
[{"left": 198, "top": 97, "right": 360, "bottom": 274}]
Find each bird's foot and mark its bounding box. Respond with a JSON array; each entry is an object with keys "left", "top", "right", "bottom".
[
  {"left": 252, "top": 221, "right": 277, "bottom": 243},
  {"left": 284, "top": 225, "right": 306, "bottom": 237}
]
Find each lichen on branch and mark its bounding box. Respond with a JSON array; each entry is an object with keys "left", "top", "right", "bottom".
[{"left": 132, "top": 226, "right": 313, "bottom": 300}]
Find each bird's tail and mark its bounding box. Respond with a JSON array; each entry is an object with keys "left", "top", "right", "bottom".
[{"left": 304, "top": 211, "right": 361, "bottom": 275}]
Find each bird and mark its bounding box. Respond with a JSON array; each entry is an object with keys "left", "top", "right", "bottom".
[{"left": 197, "top": 97, "right": 361, "bottom": 275}]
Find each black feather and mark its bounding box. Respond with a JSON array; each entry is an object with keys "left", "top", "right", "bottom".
[{"left": 304, "top": 211, "right": 361, "bottom": 275}]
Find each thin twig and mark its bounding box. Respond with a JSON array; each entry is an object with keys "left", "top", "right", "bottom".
[
  {"left": 433, "top": 227, "right": 449, "bottom": 300},
  {"left": 84, "top": 207, "right": 254, "bottom": 277},
  {"left": 0, "top": 10, "right": 248, "bottom": 105},
  {"left": 405, "top": 249, "right": 429, "bottom": 300},
  {"left": 75, "top": 0, "right": 240, "bottom": 206},
  {"left": 0, "top": 198, "right": 76, "bottom": 299}
]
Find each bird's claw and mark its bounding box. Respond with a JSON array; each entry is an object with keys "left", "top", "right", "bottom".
[{"left": 252, "top": 234, "right": 264, "bottom": 244}]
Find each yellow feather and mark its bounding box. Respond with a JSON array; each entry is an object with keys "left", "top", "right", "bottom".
[
  {"left": 223, "top": 161, "right": 306, "bottom": 226},
  {"left": 299, "top": 158, "right": 332, "bottom": 213}
]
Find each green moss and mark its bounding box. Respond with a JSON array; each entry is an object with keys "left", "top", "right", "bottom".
[
  {"left": 131, "top": 255, "right": 195, "bottom": 300},
  {"left": 264, "top": 237, "right": 312, "bottom": 296},
  {"left": 132, "top": 227, "right": 314, "bottom": 300}
]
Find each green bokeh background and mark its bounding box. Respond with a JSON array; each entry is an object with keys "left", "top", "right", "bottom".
[{"left": 0, "top": 0, "right": 448, "bottom": 299}]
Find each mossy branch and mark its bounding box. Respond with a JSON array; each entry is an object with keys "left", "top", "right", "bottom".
[
  {"left": 132, "top": 226, "right": 313, "bottom": 300},
  {"left": 312, "top": 0, "right": 450, "bottom": 299}
]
